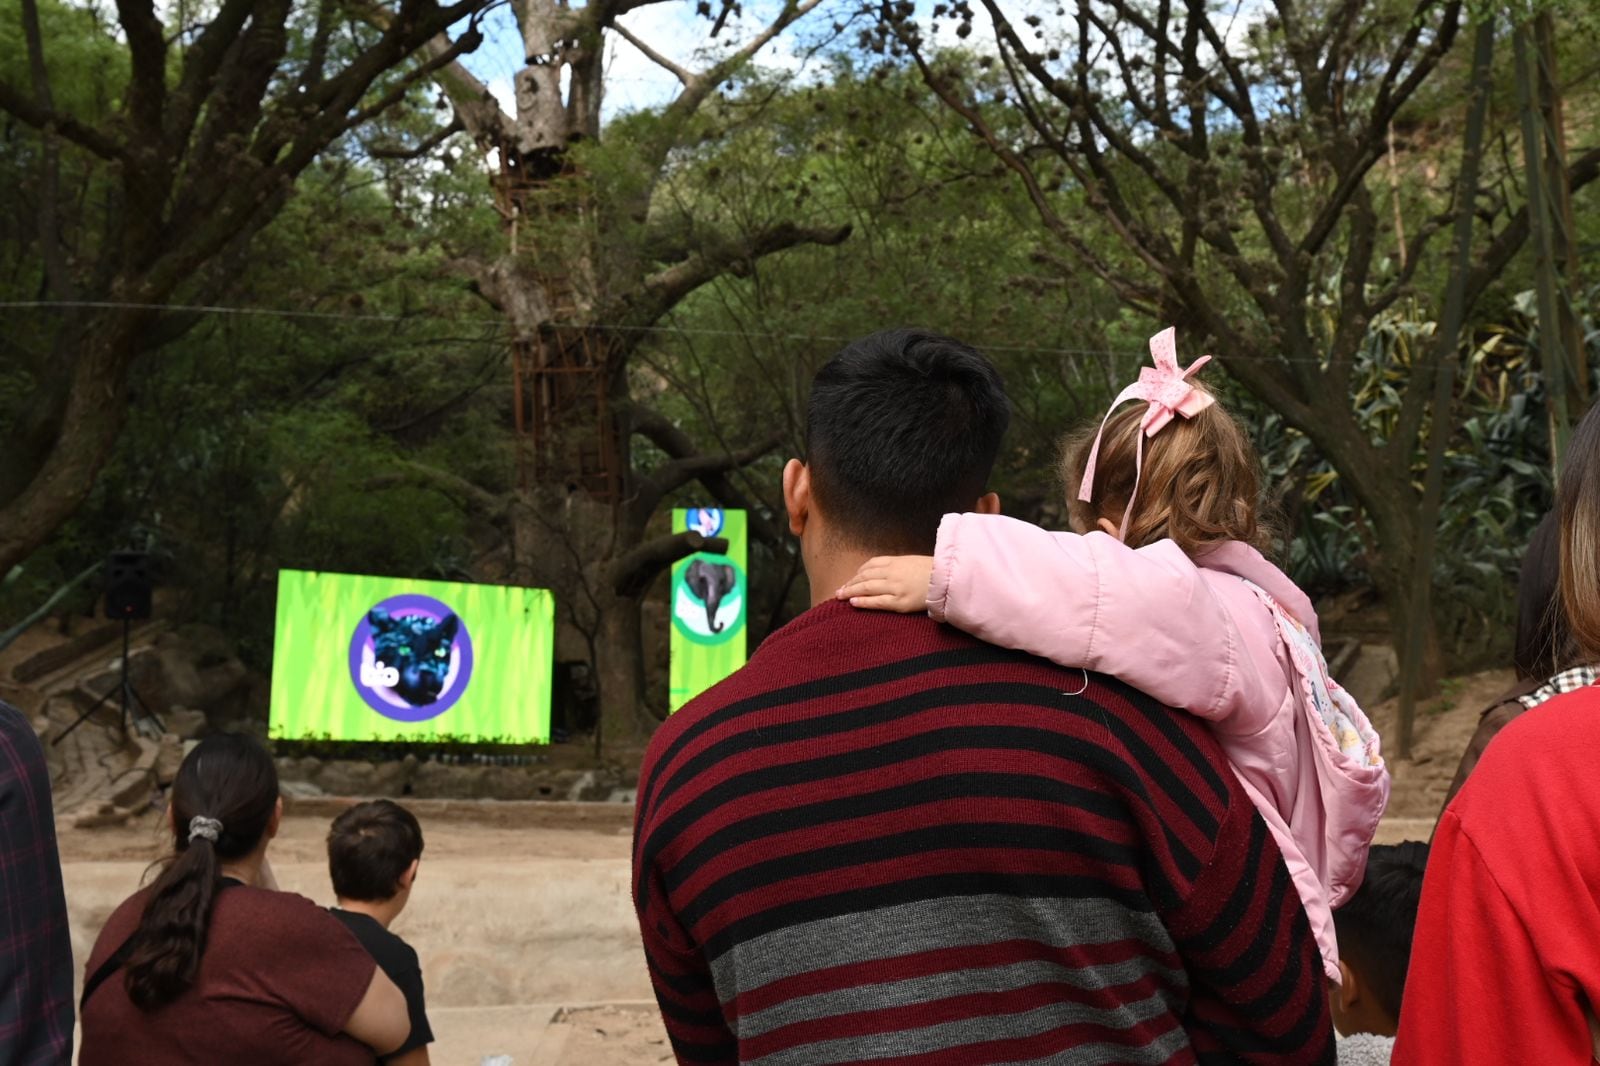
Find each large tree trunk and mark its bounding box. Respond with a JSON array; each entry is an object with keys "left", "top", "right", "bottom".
[
  {"left": 0, "top": 310, "right": 151, "bottom": 574},
  {"left": 594, "top": 592, "right": 652, "bottom": 752},
  {"left": 1288, "top": 391, "right": 1444, "bottom": 699}
]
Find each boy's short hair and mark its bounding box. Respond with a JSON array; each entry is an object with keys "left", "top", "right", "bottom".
[
  {"left": 327, "top": 799, "right": 424, "bottom": 902},
  {"left": 1332, "top": 841, "right": 1429, "bottom": 1020}
]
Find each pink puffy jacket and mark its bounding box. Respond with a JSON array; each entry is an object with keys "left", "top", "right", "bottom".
[{"left": 927, "top": 513, "right": 1391, "bottom": 983}]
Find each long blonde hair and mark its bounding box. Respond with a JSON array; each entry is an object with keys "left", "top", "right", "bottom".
[{"left": 1061, "top": 383, "right": 1268, "bottom": 556}]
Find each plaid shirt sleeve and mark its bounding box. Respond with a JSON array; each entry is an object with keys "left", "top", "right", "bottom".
[{"left": 0, "top": 703, "right": 75, "bottom": 1065}]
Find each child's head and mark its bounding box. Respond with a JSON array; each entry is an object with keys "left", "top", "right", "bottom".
[
  {"left": 327, "top": 799, "right": 425, "bottom": 908},
  {"left": 1062, "top": 381, "right": 1267, "bottom": 555},
  {"left": 1330, "top": 841, "right": 1429, "bottom": 1037}
]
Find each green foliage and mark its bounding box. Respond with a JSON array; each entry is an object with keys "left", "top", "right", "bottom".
[
  {"left": 0, "top": 142, "right": 501, "bottom": 661},
  {"left": 5, "top": 8, "right": 1596, "bottom": 688},
  {"left": 1256, "top": 287, "right": 1588, "bottom": 668},
  {"left": 609, "top": 61, "right": 1130, "bottom": 528}
]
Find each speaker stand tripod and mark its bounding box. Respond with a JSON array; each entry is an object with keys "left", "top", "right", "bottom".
[{"left": 53, "top": 618, "right": 166, "bottom": 746}]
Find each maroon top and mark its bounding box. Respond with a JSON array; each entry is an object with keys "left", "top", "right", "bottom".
[
  {"left": 634, "top": 601, "right": 1333, "bottom": 1064},
  {"left": 80, "top": 883, "right": 377, "bottom": 1065}
]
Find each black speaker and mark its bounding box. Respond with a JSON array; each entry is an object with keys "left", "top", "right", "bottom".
[{"left": 104, "top": 551, "right": 152, "bottom": 620}]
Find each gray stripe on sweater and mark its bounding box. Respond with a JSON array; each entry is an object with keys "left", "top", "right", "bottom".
[
  {"left": 738, "top": 953, "right": 1187, "bottom": 1038},
  {"left": 711, "top": 893, "right": 1180, "bottom": 1009},
  {"left": 744, "top": 992, "right": 1192, "bottom": 1066}
]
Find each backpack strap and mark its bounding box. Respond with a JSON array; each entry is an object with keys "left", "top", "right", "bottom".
[{"left": 81, "top": 878, "right": 242, "bottom": 1012}]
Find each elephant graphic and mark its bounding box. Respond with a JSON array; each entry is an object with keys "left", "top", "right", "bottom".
[{"left": 684, "top": 559, "right": 737, "bottom": 634}]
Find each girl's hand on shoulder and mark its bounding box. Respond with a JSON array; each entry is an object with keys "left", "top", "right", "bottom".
[{"left": 837, "top": 556, "right": 935, "bottom": 613}]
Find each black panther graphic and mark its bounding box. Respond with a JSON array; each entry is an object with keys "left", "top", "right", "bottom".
[
  {"left": 685, "top": 559, "right": 737, "bottom": 634},
  {"left": 368, "top": 608, "right": 459, "bottom": 706}
]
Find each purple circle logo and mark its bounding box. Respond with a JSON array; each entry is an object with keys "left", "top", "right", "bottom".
[{"left": 348, "top": 594, "right": 473, "bottom": 722}]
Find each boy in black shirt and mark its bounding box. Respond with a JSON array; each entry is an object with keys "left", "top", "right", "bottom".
[{"left": 327, "top": 800, "right": 433, "bottom": 1065}]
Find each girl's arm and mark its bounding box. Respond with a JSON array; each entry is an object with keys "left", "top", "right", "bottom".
[{"left": 840, "top": 512, "right": 1278, "bottom": 729}]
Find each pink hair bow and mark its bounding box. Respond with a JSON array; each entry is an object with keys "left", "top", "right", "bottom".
[{"left": 1077, "top": 327, "right": 1214, "bottom": 539}]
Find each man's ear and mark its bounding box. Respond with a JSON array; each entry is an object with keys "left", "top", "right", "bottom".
[
  {"left": 267, "top": 795, "right": 284, "bottom": 841},
  {"left": 782, "top": 459, "right": 811, "bottom": 537},
  {"left": 974, "top": 492, "right": 1001, "bottom": 515},
  {"left": 400, "top": 858, "right": 420, "bottom": 891}
]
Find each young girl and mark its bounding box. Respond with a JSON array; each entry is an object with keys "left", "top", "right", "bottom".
[{"left": 837, "top": 327, "right": 1389, "bottom": 984}]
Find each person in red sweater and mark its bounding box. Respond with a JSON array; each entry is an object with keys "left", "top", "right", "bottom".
[
  {"left": 633, "top": 328, "right": 1334, "bottom": 1065},
  {"left": 1394, "top": 402, "right": 1600, "bottom": 1064}
]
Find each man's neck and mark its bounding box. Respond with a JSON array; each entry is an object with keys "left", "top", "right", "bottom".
[
  {"left": 807, "top": 549, "right": 878, "bottom": 608},
  {"left": 336, "top": 895, "right": 403, "bottom": 929}
]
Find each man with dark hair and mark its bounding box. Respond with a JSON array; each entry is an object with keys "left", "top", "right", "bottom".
[
  {"left": 632, "top": 328, "right": 1334, "bottom": 1064},
  {"left": 1330, "top": 842, "right": 1429, "bottom": 1063},
  {"left": 327, "top": 800, "right": 432, "bottom": 1066},
  {"left": 803, "top": 327, "right": 1012, "bottom": 552},
  {"left": 0, "top": 701, "right": 74, "bottom": 1064}
]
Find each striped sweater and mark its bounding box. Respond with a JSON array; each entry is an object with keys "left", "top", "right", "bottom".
[{"left": 633, "top": 601, "right": 1334, "bottom": 1065}]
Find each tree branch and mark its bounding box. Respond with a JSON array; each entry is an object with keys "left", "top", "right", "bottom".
[
  {"left": 611, "top": 21, "right": 694, "bottom": 85},
  {"left": 367, "top": 461, "right": 510, "bottom": 527},
  {"left": 361, "top": 4, "right": 512, "bottom": 149},
  {"left": 609, "top": 530, "right": 728, "bottom": 598},
  {"left": 368, "top": 116, "right": 465, "bottom": 159},
  {"left": 644, "top": 433, "right": 782, "bottom": 503},
  {"left": 631, "top": 406, "right": 787, "bottom": 545},
  {"left": 1465, "top": 143, "right": 1600, "bottom": 313},
  {"left": 622, "top": 221, "right": 851, "bottom": 342},
  {"left": 0, "top": 81, "right": 127, "bottom": 161},
  {"left": 665, "top": 0, "right": 823, "bottom": 124}
]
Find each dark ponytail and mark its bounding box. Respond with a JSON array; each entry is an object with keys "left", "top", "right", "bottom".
[{"left": 124, "top": 733, "right": 279, "bottom": 1010}]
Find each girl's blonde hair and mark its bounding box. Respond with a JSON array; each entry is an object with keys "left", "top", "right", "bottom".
[{"left": 1061, "top": 383, "right": 1268, "bottom": 556}]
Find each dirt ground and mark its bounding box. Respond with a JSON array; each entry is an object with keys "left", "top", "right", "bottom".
[
  {"left": 1367, "top": 666, "right": 1512, "bottom": 841},
  {"left": 55, "top": 670, "right": 1505, "bottom": 1064}
]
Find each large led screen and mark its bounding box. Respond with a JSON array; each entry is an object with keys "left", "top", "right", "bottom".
[{"left": 270, "top": 570, "right": 553, "bottom": 744}]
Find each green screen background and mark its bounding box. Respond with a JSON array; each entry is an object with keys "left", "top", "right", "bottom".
[
  {"left": 269, "top": 570, "right": 554, "bottom": 744},
  {"left": 669, "top": 509, "right": 748, "bottom": 712}
]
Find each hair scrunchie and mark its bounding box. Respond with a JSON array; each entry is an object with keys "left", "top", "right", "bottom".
[{"left": 188, "top": 816, "right": 223, "bottom": 844}]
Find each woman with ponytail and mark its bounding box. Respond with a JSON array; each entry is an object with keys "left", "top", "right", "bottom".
[{"left": 79, "top": 733, "right": 409, "bottom": 1064}]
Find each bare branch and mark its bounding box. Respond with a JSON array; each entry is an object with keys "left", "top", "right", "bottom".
[
  {"left": 631, "top": 406, "right": 788, "bottom": 545},
  {"left": 609, "top": 530, "right": 728, "bottom": 598},
  {"left": 0, "top": 80, "right": 127, "bottom": 161},
  {"left": 360, "top": 3, "right": 512, "bottom": 148},
  {"left": 1465, "top": 142, "right": 1600, "bottom": 316},
  {"left": 116, "top": 0, "right": 168, "bottom": 144},
  {"left": 368, "top": 116, "right": 465, "bottom": 159},
  {"left": 659, "top": 0, "right": 824, "bottom": 129},
  {"left": 367, "top": 461, "right": 510, "bottom": 526},
  {"left": 645, "top": 433, "right": 782, "bottom": 502},
  {"left": 611, "top": 21, "right": 694, "bottom": 86},
  {"left": 622, "top": 221, "right": 851, "bottom": 341},
  {"left": 164, "top": 0, "right": 261, "bottom": 152}
]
